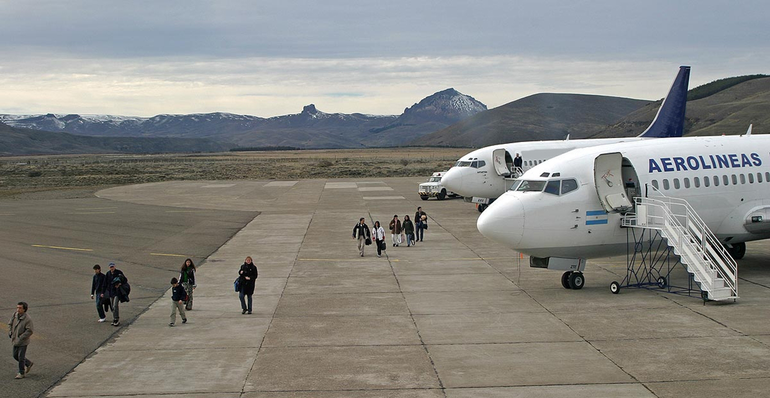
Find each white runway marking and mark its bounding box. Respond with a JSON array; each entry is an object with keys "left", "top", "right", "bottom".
[
  {"left": 264, "top": 181, "right": 298, "bottom": 187},
  {"left": 325, "top": 182, "right": 357, "bottom": 189}
]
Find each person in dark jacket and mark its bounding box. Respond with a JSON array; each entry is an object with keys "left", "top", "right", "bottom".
[
  {"left": 169, "top": 277, "right": 187, "bottom": 327},
  {"left": 8, "top": 302, "right": 33, "bottom": 379},
  {"left": 90, "top": 264, "right": 107, "bottom": 322},
  {"left": 179, "top": 258, "right": 196, "bottom": 310},
  {"left": 352, "top": 217, "right": 371, "bottom": 257},
  {"left": 415, "top": 207, "right": 427, "bottom": 242},
  {"left": 238, "top": 256, "right": 258, "bottom": 314},
  {"left": 101, "top": 262, "right": 127, "bottom": 327},
  {"left": 402, "top": 215, "right": 415, "bottom": 247}
]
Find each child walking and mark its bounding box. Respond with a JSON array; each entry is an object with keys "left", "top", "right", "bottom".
[{"left": 169, "top": 277, "right": 187, "bottom": 327}]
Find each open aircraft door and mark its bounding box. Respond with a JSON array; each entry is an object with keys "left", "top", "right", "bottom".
[
  {"left": 594, "top": 152, "right": 633, "bottom": 213},
  {"left": 492, "top": 148, "right": 512, "bottom": 176}
]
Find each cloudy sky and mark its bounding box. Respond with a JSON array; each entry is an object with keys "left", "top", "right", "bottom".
[{"left": 1, "top": 0, "right": 768, "bottom": 117}]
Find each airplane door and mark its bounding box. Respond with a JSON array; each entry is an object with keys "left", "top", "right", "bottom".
[
  {"left": 594, "top": 152, "right": 633, "bottom": 212},
  {"left": 492, "top": 149, "right": 511, "bottom": 176}
]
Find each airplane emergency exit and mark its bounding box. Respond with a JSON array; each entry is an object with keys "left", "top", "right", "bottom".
[{"left": 442, "top": 66, "right": 691, "bottom": 212}]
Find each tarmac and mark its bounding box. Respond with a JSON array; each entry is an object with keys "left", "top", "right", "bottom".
[{"left": 5, "top": 177, "right": 770, "bottom": 397}]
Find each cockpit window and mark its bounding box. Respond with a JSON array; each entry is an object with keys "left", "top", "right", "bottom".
[
  {"left": 470, "top": 161, "right": 478, "bottom": 168},
  {"left": 477, "top": 160, "right": 486, "bottom": 168},
  {"left": 516, "top": 180, "right": 547, "bottom": 192},
  {"left": 455, "top": 161, "right": 472, "bottom": 167},
  {"left": 508, "top": 180, "right": 522, "bottom": 191},
  {"left": 544, "top": 180, "right": 560, "bottom": 195},
  {"left": 561, "top": 179, "right": 578, "bottom": 194}
]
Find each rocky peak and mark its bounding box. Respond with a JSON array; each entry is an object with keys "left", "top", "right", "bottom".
[{"left": 302, "top": 104, "right": 319, "bottom": 115}]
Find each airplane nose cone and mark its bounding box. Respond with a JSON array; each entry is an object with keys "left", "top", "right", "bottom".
[
  {"left": 477, "top": 194, "right": 525, "bottom": 248},
  {"left": 441, "top": 168, "right": 463, "bottom": 194}
]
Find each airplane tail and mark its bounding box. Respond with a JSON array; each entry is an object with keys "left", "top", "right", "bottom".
[{"left": 638, "top": 66, "right": 690, "bottom": 138}]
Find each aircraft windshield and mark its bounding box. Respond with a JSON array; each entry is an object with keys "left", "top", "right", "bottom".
[
  {"left": 455, "top": 161, "right": 472, "bottom": 167},
  {"left": 516, "top": 180, "right": 547, "bottom": 192}
]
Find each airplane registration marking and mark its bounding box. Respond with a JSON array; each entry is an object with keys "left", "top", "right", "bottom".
[{"left": 32, "top": 244, "right": 93, "bottom": 252}]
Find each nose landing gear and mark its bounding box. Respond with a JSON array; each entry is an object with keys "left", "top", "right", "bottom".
[{"left": 561, "top": 271, "right": 585, "bottom": 290}]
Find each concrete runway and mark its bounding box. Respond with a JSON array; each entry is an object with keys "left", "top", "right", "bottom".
[{"left": 4, "top": 178, "right": 770, "bottom": 397}]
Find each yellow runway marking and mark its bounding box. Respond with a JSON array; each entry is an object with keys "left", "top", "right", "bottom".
[
  {"left": 32, "top": 244, "right": 93, "bottom": 252},
  {"left": 150, "top": 252, "right": 187, "bottom": 257}
]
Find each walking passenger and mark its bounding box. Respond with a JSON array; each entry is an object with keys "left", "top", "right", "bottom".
[
  {"left": 389, "top": 215, "right": 402, "bottom": 247},
  {"left": 352, "top": 217, "right": 371, "bottom": 257},
  {"left": 402, "top": 215, "right": 415, "bottom": 247},
  {"left": 90, "top": 264, "right": 107, "bottom": 322},
  {"left": 415, "top": 207, "right": 427, "bottom": 242},
  {"left": 102, "top": 263, "right": 127, "bottom": 327},
  {"left": 179, "top": 259, "right": 196, "bottom": 310},
  {"left": 373, "top": 221, "right": 386, "bottom": 257},
  {"left": 169, "top": 277, "right": 187, "bottom": 327},
  {"left": 8, "top": 302, "right": 33, "bottom": 380},
  {"left": 238, "top": 256, "right": 258, "bottom": 314}
]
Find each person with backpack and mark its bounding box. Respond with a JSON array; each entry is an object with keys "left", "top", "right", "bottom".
[
  {"left": 238, "top": 256, "right": 258, "bottom": 314},
  {"left": 101, "top": 262, "right": 127, "bottom": 327},
  {"left": 179, "top": 259, "right": 196, "bottom": 310}
]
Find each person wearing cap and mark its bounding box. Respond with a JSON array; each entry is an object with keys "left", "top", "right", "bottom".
[{"left": 101, "top": 263, "right": 127, "bottom": 326}]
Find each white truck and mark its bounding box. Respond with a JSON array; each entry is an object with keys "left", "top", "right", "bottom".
[{"left": 418, "top": 171, "right": 459, "bottom": 200}]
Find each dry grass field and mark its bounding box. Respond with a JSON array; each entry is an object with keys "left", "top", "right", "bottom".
[{"left": 0, "top": 148, "right": 471, "bottom": 197}]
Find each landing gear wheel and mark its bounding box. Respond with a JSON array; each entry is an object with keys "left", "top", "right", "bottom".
[
  {"left": 561, "top": 271, "right": 573, "bottom": 289},
  {"left": 727, "top": 242, "right": 746, "bottom": 259},
  {"left": 437, "top": 189, "right": 447, "bottom": 200},
  {"left": 657, "top": 276, "right": 667, "bottom": 289},
  {"left": 477, "top": 204, "right": 487, "bottom": 213},
  {"left": 610, "top": 281, "right": 620, "bottom": 294},
  {"left": 568, "top": 272, "right": 584, "bottom": 290},
  {"left": 420, "top": 195, "right": 429, "bottom": 201}
]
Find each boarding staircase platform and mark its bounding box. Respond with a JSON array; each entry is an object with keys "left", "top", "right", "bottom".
[{"left": 620, "top": 196, "right": 738, "bottom": 302}]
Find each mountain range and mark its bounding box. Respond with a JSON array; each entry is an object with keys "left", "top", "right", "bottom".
[{"left": 2, "top": 75, "right": 768, "bottom": 155}]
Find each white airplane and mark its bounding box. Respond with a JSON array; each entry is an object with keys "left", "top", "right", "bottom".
[
  {"left": 477, "top": 131, "right": 767, "bottom": 297},
  {"left": 442, "top": 66, "right": 691, "bottom": 212}
]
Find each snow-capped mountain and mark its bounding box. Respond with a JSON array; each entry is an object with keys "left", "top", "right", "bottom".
[{"left": 0, "top": 89, "right": 486, "bottom": 148}]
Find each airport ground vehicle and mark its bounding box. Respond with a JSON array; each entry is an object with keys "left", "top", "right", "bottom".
[{"left": 418, "top": 171, "right": 458, "bottom": 200}]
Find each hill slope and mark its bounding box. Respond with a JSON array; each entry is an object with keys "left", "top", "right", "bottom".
[
  {"left": 592, "top": 76, "right": 770, "bottom": 138},
  {"left": 411, "top": 93, "right": 649, "bottom": 147},
  {"left": 0, "top": 122, "right": 230, "bottom": 156}
]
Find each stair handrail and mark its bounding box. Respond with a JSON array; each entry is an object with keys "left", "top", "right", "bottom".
[{"left": 632, "top": 195, "right": 737, "bottom": 297}]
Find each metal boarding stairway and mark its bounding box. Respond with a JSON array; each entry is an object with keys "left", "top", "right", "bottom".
[{"left": 621, "top": 196, "right": 738, "bottom": 301}]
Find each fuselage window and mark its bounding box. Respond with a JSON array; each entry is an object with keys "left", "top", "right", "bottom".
[
  {"left": 694, "top": 177, "right": 700, "bottom": 188},
  {"left": 740, "top": 174, "right": 746, "bottom": 184},
  {"left": 713, "top": 176, "right": 719, "bottom": 186},
  {"left": 731, "top": 174, "right": 738, "bottom": 185},
  {"left": 749, "top": 173, "right": 755, "bottom": 183},
  {"left": 704, "top": 177, "right": 710, "bottom": 187},
  {"left": 561, "top": 179, "right": 578, "bottom": 194},
  {"left": 684, "top": 178, "right": 691, "bottom": 189},
  {"left": 516, "top": 180, "right": 547, "bottom": 192},
  {"left": 723, "top": 175, "right": 729, "bottom": 186},
  {"left": 663, "top": 179, "right": 670, "bottom": 190},
  {"left": 758, "top": 173, "right": 763, "bottom": 183},
  {"left": 673, "top": 178, "right": 681, "bottom": 189},
  {"left": 651, "top": 180, "right": 659, "bottom": 190},
  {"left": 765, "top": 172, "right": 769, "bottom": 182},
  {"left": 544, "top": 180, "right": 560, "bottom": 195}
]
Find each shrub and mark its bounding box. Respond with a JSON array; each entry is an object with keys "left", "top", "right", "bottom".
[{"left": 28, "top": 171, "right": 42, "bottom": 177}]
